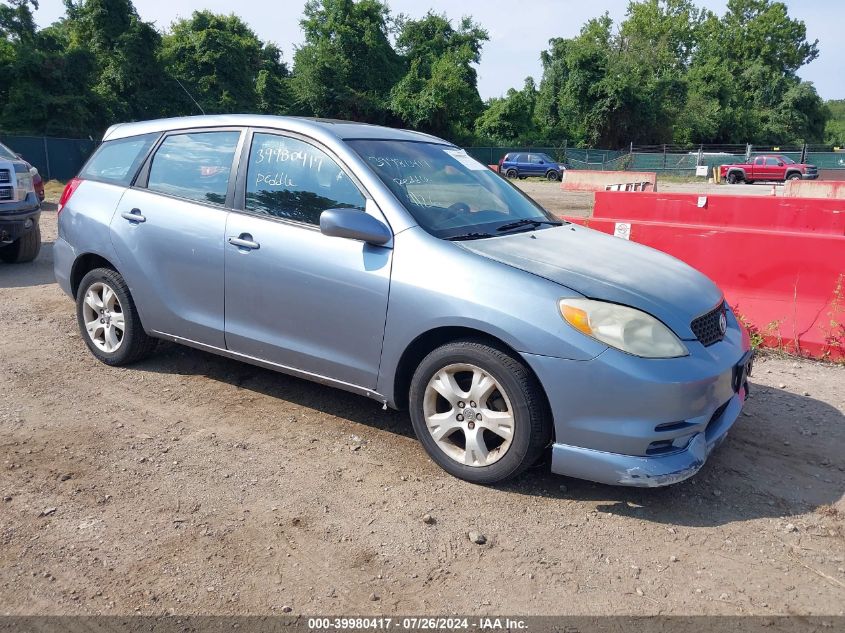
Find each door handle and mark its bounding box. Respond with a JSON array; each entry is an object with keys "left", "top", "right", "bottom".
[
  {"left": 121, "top": 209, "right": 146, "bottom": 223},
  {"left": 228, "top": 234, "right": 260, "bottom": 250}
]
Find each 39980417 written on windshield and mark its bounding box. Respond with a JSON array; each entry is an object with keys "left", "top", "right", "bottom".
[{"left": 347, "top": 140, "right": 561, "bottom": 240}]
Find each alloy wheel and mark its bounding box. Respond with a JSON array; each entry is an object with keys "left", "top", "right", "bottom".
[
  {"left": 422, "top": 363, "right": 515, "bottom": 467},
  {"left": 81, "top": 282, "right": 125, "bottom": 353}
]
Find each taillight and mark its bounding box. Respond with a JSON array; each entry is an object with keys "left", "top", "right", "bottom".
[{"left": 57, "top": 177, "right": 82, "bottom": 215}]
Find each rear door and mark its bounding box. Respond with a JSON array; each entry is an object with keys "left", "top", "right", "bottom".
[
  {"left": 110, "top": 128, "right": 243, "bottom": 347},
  {"left": 223, "top": 130, "right": 392, "bottom": 389}
]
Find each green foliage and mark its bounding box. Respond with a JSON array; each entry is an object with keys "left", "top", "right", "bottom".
[
  {"left": 475, "top": 78, "right": 537, "bottom": 144},
  {"left": 292, "top": 0, "right": 402, "bottom": 122},
  {"left": 0, "top": 0, "right": 833, "bottom": 147},
  {"left": 536, "top": 0, "right": 829, "bottom": 147},
  {"left": 389, "top": 12, "right": 488, "bottom": 141},
  {"left": 825, "top": 100, "right": 845, "bottom": 145},
  {"left": 162, "top": 11, "right": 292, "bottom": 116}
]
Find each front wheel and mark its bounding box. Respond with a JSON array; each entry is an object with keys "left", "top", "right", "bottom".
[
  {"left": 76, "top": 267, "right": 157, "bottom": 366},
  {"left": 726, "top": 172, "right": 742, "bottom": 184},
  {"left": 505, "top": 169, "right": 518, "bottom": 179},
  {"left": 787, "top": 173, "right": 802, "bottom": 181},
  {"left": 546, "top": 170, "right": 561, "bottom": 182},
  {"left": 409, "top": 340, "right": 552, "bottom": 484}
]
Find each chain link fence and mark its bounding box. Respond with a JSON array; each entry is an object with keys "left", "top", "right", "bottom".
[
  {"left": 0, "top": 134, "right": 98, "bottom": 181},
  {"left": 465, "top": 143, "right": 845, "bottom": 176},
  {"left": 2, "top": 133, "right": 844, "bottom": 182}
]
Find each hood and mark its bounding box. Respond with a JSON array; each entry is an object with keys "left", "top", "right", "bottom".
[{"left": 457, "top": 224, "right": 723, "bottom": 339}]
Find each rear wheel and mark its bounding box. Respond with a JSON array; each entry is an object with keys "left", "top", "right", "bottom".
[
  {"left": 409, "top": 340, "right": 552, "bottom": 484},
  {"left": 0, "top": 223, "right": 40, "bottom": 264},
  {"left": 76, "top": 267, "right": 157, "bottom": 366}
]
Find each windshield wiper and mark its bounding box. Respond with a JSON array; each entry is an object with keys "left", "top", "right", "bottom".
[
  {"left": 495, "top": 218, "right": 562, "bottom": 234},
  {"left": 446, "top": 232, "right": 494, "bottom": 241}
]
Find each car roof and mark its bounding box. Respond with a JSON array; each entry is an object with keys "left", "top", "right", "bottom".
[{"left": 102, "top": 115, "right": 447, "bottom": 146}]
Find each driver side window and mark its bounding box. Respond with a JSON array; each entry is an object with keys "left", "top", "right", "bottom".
[{"left": 245, "top": 133, "right": 365, "bottom": 225}]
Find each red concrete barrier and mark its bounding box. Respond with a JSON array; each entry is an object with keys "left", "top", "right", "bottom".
[
  {"left": 561, "top": 170, "right": 657, "bottom": 192},
  {"left": 566, "top": 192, "right": 845, "bottom": 360},
  {"left": 784, "top": 179, "right": 845, "bottom": 199}
]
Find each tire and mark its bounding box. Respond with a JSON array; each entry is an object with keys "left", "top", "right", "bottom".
[
  {"left": 0, "top": 223, "right": 41, "bottom": 264},
  {"left": 546, "top": 170, "right": 561, "bottom": 182},
  {"left": 505, "top": 169, "right": 517, "bottom": 179},
  {"left": 726, "top": 171, "right": 742, "bottom": 185},
  {"left": 518, "top": 175, "right": 527, "bottom": 180},
  {"left": 787, "top": 173, "right": 801, "bottom": 181},
  {"left": 76, "top": 267, "right": 157, "bottom": 366},
  {"left": 408, "top": 340, "right": 552, "bottom": 484}
]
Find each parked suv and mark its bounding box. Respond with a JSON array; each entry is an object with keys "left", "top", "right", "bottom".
[
  {"left": 0, "top": 141, "right": 41, "bottom": 263},
  {"left": 499, "top": 152, "right": 565, "bottom": 181},
  {"left": 55, "top": 115, "right": 751, "bottom": 487},
  {"left": 719, "top": 154, "right": 818, "bottom": 184}
]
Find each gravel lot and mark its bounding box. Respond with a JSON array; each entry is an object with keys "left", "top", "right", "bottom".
[{"left": 0, "top": 200, "right": 843, "bottom": 617}]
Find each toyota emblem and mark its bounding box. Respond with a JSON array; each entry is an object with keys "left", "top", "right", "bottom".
[{"left": 719, "top": 311, "right": 727, "bottom": 335}]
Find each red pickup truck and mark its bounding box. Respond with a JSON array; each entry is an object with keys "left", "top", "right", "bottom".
[{"left": 720, "top": 154, "right": 818, "bottom": 184}]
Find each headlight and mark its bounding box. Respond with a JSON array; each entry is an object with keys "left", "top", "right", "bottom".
[
  {"left": 16, "top": 171, "right": 35, "bottom": 201},
  {"left": 559, "top": 298, "right": 688, "bottom": 358}
]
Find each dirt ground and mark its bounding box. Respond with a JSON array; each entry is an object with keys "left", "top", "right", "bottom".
[
  {"left": 0, "top": 197, "right": 843, "bottom": 617},
  {"left": 515, "top": 178, "right": 786, "bottom": 218}
]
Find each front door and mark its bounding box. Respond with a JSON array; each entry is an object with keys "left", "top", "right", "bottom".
[
  {"left": 224, "top": 131, "right": 392, "bottom": 389},
  {"left": 110, "top": 129, "right": 242, "bottom": 347}
]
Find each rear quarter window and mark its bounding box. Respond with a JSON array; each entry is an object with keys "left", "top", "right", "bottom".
[{"left": 79, "top": 133, "right": 159, "bottom": 186}]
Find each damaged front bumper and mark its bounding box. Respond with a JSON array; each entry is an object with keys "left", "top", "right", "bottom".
[{"left": 549, "top": 389, "right": 744, "bottom": 487}]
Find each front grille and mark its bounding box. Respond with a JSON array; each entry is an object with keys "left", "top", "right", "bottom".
[
  {"left": 0, "top": 169, "right": 10, "bottom": 184},
  {"left": 691, "top": 303, "right": 725, "bottom": 346},
  {"left": 0, "top": 186, "right": 13, "bottom": 201}
]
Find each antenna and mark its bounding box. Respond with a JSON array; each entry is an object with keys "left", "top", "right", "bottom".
[{"left": 175, "top": 78, "right": 205, "bottom": 115}]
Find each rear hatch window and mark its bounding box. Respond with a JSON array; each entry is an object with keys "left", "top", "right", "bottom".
[{"left": 79, "top": 133, "right": 159, "bottom": 186}]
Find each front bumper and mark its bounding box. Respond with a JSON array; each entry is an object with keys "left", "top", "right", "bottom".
[
  {"left": 0, "top": 199, "right": 40, "bottom": 244},
  {"left": 550, "top": 389, "right": 744, "bottom": 486},
  {"left": 523, "top": 315, "right": 750, "bottom": 487},
  {"left": 802, "top": 172, "right": 819, "bottom": 180}
]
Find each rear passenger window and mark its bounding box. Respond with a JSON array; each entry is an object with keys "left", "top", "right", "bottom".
[
  {"left": 79, "top": 133, "right": 158, "bottom": 186},
  {"left": 147, "top": 131, "right": 240, "bottom": 206},
  {"left": 244, "top": 133, "right": 365, "bottom": 225}
]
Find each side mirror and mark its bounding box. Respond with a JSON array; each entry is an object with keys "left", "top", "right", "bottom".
[
  {"left": 320, "top": 208, "right": 391, "bottom": 246},
  {"left": 777, "top": 161, "right": 784, "bottom": 166},
  {"left": 539, "top": 160, "right": 545, "bottom": 164}
]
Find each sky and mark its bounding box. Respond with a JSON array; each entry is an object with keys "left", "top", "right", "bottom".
[{"left": 30, "top": 0, "right": 845, "bottom": 101}]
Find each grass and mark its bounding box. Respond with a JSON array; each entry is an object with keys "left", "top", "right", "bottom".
[{"left": 42, "top": 179, "right": 67, "bottom": 203}]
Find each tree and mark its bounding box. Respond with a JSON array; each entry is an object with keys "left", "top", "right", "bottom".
[
  {"left": 0, "top": 0, "right": 102, "bottom": 135},
  {"left": 825, "top": 100, "right": 845, "bottom": 145},
  {"left": 474, "top": 78, "right": 537, "bottom": 144},
  {"left": 389, "top": 12, "right": 487, "bottom": 141},
  {"left": 533, "top": 0, "right": 828, "bottom": 147},
  {"left": 64, "top": 0, "right": 173, "bottom": 123},
  {"left": 161, "top": 11, "right": 292, "bottom": 116},
  {"left": 292, "top": 0, "right": 402, "bottom": 122}
]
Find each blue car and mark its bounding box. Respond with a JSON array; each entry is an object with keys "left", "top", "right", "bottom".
[
  {"left": 54, "top": 115, "right": 751, "bottom": 487},
  {"left": 499, "top": 152, "right": 565, "bottom": 181}
]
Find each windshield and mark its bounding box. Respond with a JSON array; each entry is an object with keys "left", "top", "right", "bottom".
[
  {"left": 348, "top": 139, "right": 559, "bottom": 240},
  {"left": 539, "top": 153, "right": 557, "bottom": 163},
  {"left": 0, "top": 143, "right": 17, "bottom": 160},
  {"left": 779, "top": 155, "right": 796, "bottom": 164}
]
